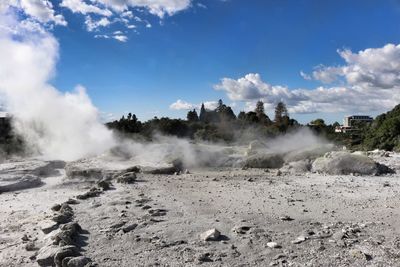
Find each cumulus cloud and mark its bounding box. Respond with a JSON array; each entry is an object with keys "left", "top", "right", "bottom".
[
  {"left": 169, "top": 100, "right": 218, "bottom": 110},
  {"left": 304, "top": 44, "right": 400, "bottom": 90},
  {"left": 60, "top": 0, "right": 112, "bottom": 17},
  {"left": 5, "top": 0, "right": 67, "bottom": 26},
  {"left": 214, "top": 72, "right": 400, "bottom": 114},
  {"left": 85, "top": 16, "right": 111, "bottom": 31}
]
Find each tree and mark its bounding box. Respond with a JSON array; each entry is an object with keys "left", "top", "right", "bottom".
[
  {"left": 310, "top": 118, "right": 326, "bottom": 127},
  {"left": 187, "top": 109, "right": 199, "bottom": 122},
  {"left": 274, "top": 101, "right": 288, "bottom": 124},
  {"left": 199, "top": 103, "right": 206, "bottom": 122},
  {"left": 254, "top": 100, "right": 271, "bottom": 125},
  {"left": 274, "top": 102, "right": 289, "bottom": 132},
  {"left": 217, "top": 99, "right": 224, "bottom": 112}
]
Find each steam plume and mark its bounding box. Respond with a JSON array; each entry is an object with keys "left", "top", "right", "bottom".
[{"left": 0, "top": 10, "right": 116, "bottom": 160}]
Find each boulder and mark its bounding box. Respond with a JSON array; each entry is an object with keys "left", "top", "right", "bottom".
[
  {"left": 279, "top": 160, "right": 312, "bottom": 174},
  {"left": 243, "top": 153, "right": 284, "bottom": 169},
  {"left": 312, "top": 151, "right": 393, "bottom": 175}
]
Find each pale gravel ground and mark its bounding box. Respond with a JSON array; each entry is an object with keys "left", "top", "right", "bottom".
[{"left": 1, "top": 156, "right": 400, "bottom": 266}]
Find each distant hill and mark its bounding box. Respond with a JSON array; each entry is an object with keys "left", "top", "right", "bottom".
[{"left": 364, "top": 104, "right": 400, "bottom": 151}]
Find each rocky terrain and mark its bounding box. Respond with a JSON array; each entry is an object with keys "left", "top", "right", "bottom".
[{"left": 0, "top": 148, "right": 400, "bottom": 266}]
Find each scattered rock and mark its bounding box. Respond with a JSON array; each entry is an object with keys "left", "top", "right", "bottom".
[
  {"left": 76, "top": 187, "right": 102, "bottom": 200},
  {"left": 349, "top": 249, "right": 373, "bottom": 261},
  {"left": 40, "top": 220, "right": 59, "bottom": 234},
  {"left": 232, "top": 226, "right": 251, "bottom": 234},
  {"left": 97, "top": 180, "right": 111, "bottom": 191},
  {"left": 243, "top": 154, "right": 284, "bottom": 169},
  {"left": 51, "top": 204, "right": 62, "bottom": 212},
  {"left": 25, "top": 241, "right": 38, "bottom": 251},
  {"left": 54, "top": 245, "right": 80, "bottom": 267},
  {"left": 200, "top": 229, "right": 221, "bottom": 241},
  {"left": 0, "top": 175, "right": 43, "bottom": 193},
  {"left": 65, "top": 199, "right": 80, "bottom": 205},
  {"left": 36, "top": 245, "right": 60, "bottom": 266},
  {"left": 291, "top": 236, "right": 307, "bottom": 244},
  {"left": 116, "top": 172, "right": 137, "bottom": 184},
  {"left": 122, "top": 223, "right": 138, "bottom": 233},
  {"left": 148, "top": 209, "right": 167, "bottom": 217},
  {"left": 279, "top": 215, "right": 294, "bottom": 221},
  {"left": 63, "top": 256, "right": 91, "bottom": 267},
  {"left": 198, "top": 252, "right": 213, "bottom": 262},
  {"left": 65, "top": 165, "right": 104, "bottom": 180},
  {"left": 267, "top": 242, "right": 280, "bottom": 248}
]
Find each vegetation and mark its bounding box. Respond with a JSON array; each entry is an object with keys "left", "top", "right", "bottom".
[
  {"left": 107, "top": 100, "right": 301, "bottom": 143},
  {"left": 1, "top": 101, "right": 400, "bottom": 154},
  {"left": 363, "top": 104, "right": 400, "bottom": 151}
]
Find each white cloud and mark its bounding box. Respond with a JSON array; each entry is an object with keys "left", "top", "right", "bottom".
[
  {"left": 95, "top": 0, "right": 192, "bottom": 18},
  {"left": 214, "top": 72, "right": 400, "bottom": 114},
  {"left": 305, "top": 44, "right": 400, "bottom": 90},
  {"left": 300, "top": 71, "right": 311, "bottom": 80},
  {"left": 170, "top": 99, "right": 196, "bottom": 110},
  {"left": 169, "top": 100, "right": 218, "bottom": 111},
  {"left": 85, "top": 16, "right": 111, "bottom": 31},
  {"left": 60, "top": 0, "right": 112, "bottom": 17},
  {"left": 5, "top": 0, "right": 67, "bottom": 26},
  {"left": 113, "top": 34, "right": 128, "bottom": 42},
  {"left": 1, "top": 0, "right": 195, "bottom": 40}
]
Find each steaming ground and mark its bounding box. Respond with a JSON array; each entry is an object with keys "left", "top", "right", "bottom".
[{"left": 0, "top": 139, "right": 400, "bottom": 266}]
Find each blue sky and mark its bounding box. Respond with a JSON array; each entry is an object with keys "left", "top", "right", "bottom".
[{"left": 4, "top": 0, "right": 400, "bottom": 123}]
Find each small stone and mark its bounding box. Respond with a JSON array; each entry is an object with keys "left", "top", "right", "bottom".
[
  {"left": 39, "top": 220, "right": 59, "bottom": 234},
  {"left": 54, "top": 245, "right": 80, "bottom": 266},
  {"left": 116, "top": 172, "right": 137, "bottom": 184},
  {"left": 51, "top": 204, "right": 61, "bottom": 211},
  {"left": 279, "top": 215, "right": 294, "bottom": 221},
  {"left": 97, "top": 180, "right": 111, "bottom": 191},
  {"left": 65, "top": 199, "right": 80, "bottom": 205},
  {"left": 198, "top": 252, "right": 213, "bottom": 262},
  {"left": 232, "top": 226, "right": 251, "bottom": 234},
  {"left": 122, "top": 223, "right": 138, "bottom": 233},
  {"left": 200, "top": 229, "right": 221, "bottom": 241},
  {"left": 291, "top": 236, "right": 307, "bottom": 244},
  {"left": 267, "top": 242, "right": 280, "bottom": 248},
  {"left": 349, "top": 249, "right": 372, "bottom": 261},
  {"left": 64, "top": 256, "right": 91, "bottom": 267},
  {"left": 25, "top": 241, "right": 37, "bottom": 251}
]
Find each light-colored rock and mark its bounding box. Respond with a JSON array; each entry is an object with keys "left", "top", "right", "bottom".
[
  {"left": 200, "top": 228, "right": 221, "bottom": 241},
  {"left": 312, "top": 151, "right": 393, "bottom": 175},
  {"left": 266, "top": 242, "right": 280, "bottom": 248}
]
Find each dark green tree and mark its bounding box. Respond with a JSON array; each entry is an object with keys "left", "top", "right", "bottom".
[{"left": 187, "top": 109, "right": 199, "bottom": 122}]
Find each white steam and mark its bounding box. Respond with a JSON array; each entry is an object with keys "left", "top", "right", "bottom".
[{"left": 0, "top": 10, "right": 116, "bottom": 160}]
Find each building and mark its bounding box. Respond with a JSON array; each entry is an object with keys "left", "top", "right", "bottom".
[
  {"left": 335, "top": 115, "right": 373, "bottom": 133},
  {"left": 343, "top": 115, "right": 373, "bottom": 127}
]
